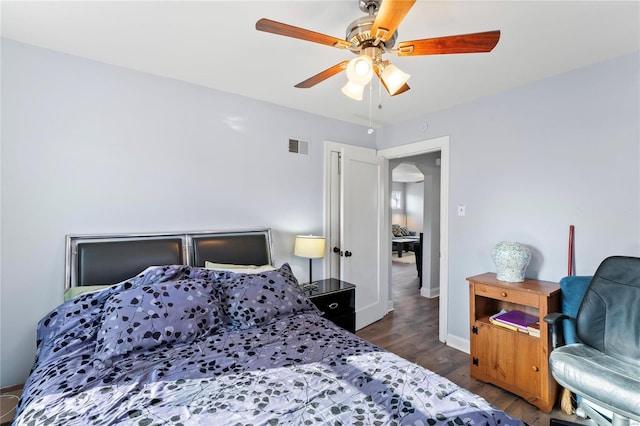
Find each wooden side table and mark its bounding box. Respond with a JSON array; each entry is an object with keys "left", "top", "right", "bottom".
[
  {"left": 305, "top": 278, "right": 356, "bottom": 333},
  {"left": 1, "top": 384, "right": 23, "bottom": 426},
  {"left": 467, "top": 273, "right": 560, "bottom": 413}
]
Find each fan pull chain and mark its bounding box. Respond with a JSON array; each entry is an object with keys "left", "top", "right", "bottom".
[
  {"left": 378, "top": 75, "right": 383, "bottom": 110},
  {"left": 368, "top": 81, "right": 374, "bottom": 134}
]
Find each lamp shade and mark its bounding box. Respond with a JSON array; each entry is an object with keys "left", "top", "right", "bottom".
[
  {"left": 294, "top": 235, "right": 326, "bottom": 259},
  {"left": 341, "top": 81, "right": 365, "bottom": 100},
  {"left": 380, "top": 63, "right": 411, "bottom": 95},
  {"left": 346, "top": 55, "right": 373, "bottom": 85}
]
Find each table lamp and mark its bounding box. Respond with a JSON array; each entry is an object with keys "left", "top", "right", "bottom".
[{"left": 294, "top": 235, "right": 325, "bottom": 289}]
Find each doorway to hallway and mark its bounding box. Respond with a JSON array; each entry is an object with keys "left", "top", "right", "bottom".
[
  {"left": 390, "top": 152, "right": 441, "bottom": 298},
  {"left": 379, "top": 135, "right": 450, "bottom": 344}
]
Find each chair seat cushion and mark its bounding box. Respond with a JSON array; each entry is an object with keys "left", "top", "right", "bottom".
[{"left": 550, "top": 343, "right": 640, "bottom": 421}]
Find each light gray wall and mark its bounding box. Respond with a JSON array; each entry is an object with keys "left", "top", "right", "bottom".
[
  {"left": 0, "top": 38, "right": 374, "bottom": 387},
  {"left": 378, "top": 51, "right": 640, "bottom": 340},
  {"left": 2, "top": 38, "right": 638, "bottom": 388},
  {"left": 405, "top": 181, "right": 424, "bottom": 232},
  {"left": 413, "top": 153, "right": 441, "bottom": 295}
]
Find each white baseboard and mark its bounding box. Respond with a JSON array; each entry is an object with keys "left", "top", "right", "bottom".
[
  {"left": 420, "top": 286, "right": 440, "bottom": 299},
  {"left": 445, "top": 334, "right": 470, "bottom": 354},
  {"left": 387, "top": 299, "right": 394, "bottom": 312}
]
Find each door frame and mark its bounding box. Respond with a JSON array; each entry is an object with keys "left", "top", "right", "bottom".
[{"left": 378, "top": 135, "right": 450, "bottom": 344}]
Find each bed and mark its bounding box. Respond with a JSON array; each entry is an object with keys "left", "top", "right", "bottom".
[{"left": 14, "top": 229, "right": 526, "bottom": 425}]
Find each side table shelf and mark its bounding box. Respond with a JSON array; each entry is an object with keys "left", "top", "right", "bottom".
[{"left": 467, "top": 273, "right": 560, "bottom": 413}]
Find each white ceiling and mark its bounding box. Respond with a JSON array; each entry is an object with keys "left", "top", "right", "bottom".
[{"left": 2, "top": 1, "right": 638, "bottom": 127}]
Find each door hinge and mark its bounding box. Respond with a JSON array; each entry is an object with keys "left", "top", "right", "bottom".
[
  {"left": 472, "top": 326, "right": 478, "bottom": 335},
  {"left": 337, "top": 153, "right": 342, "bottom": 175},
  {"left": 472, "top": 357, "right": 479, "bottom": 366}
]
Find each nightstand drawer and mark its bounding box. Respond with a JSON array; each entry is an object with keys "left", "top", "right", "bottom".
[
  {"left": 475, "top": 283, "right": 539, "bottom": 308},
  {"left": 312, "top": 290, "right": 354, "bottom": 317}
]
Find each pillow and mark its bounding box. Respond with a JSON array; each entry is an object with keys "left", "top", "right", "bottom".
[
  {"left": 398, "top": 226, "right": 411, "bottom": 236},
  {"left": 392, "top": 224, "right": 403, "bottom": 237},
  {"left": 95, "top": 279, "right": 222, "bottom": 366},
  {"left": 204, "top": 261, "right": 276, "bottom": 274},
  {"left": 64, "top": 285, "right": 112, "bottom": 301},
  {"left": 219, "top": 263, "right": 320, "bottom": 329}
]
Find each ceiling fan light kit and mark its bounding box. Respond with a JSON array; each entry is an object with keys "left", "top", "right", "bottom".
[
  {"left": 379, "top": 63, "right": 410, "bottom": 96},
  {"left": 346, "top": 54, "right": 374, "bottom": 85},
  {"left": 255, "top": 0, "right": 500, "bottom": 101},
  {"left": 342, "top": 81, "right": 366, "bottom": 101}
]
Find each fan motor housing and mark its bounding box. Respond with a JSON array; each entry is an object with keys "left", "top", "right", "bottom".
[
  {"left": 358, "top": 0, "right": 380, "bottom": 13},
  {"left": 346, "top": 15, "right": 398, "bottom": 52}
]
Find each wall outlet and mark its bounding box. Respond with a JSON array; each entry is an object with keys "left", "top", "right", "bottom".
[{"left": 457, "top": 205, "right": 466, "bottom": 216}]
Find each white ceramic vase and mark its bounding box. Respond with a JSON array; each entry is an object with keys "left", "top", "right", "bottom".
[{"left": 492, "top": 241, "right": 531, "bottom": 282}]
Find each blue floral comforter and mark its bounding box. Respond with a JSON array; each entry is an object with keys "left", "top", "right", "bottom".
[{"left": 15, "top": 265, "right": 525, "bottom": 425}]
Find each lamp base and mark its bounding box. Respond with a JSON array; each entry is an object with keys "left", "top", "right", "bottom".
[
  {"left": 305, "top": 259, "right": 318, "bottom": 291},
  {"left": 301, "top": 282, "right": 318, "bottom": 291}
]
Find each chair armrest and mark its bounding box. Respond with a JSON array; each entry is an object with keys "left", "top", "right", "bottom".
[
  {"left": 543, "top": 312, "right": 568, "bottom": 325},
  {"left": 544, "top": 312, "right": 569, "bottom": 350}
]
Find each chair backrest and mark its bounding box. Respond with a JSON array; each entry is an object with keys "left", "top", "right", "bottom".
[
  {"left": 559, "top": 275, "right": 592, "bottom": 344},
  {"left": 576, "top": 256, "right": 640, "bottom": 367}
]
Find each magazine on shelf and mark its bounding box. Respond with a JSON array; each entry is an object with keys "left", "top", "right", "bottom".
[{"left": 489, "top": 309, "right": 538, "bottom": 333}]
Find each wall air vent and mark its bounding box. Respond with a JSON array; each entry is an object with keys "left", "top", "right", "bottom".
[{"left": 289, "top": 138, "right": 309, "bottom": 155}]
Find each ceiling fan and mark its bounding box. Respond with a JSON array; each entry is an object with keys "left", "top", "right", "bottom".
[{"left": 256, "top": 0, "right": 500, "bottom": 100}]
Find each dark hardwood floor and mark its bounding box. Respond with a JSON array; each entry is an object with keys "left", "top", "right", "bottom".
[{"left": 356, "top": 258, "right": 591, "bottom": 426}]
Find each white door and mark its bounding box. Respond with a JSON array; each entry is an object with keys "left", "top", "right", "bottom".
[{"left": 325, "top": 142, "right": 387, "bottom": 330}]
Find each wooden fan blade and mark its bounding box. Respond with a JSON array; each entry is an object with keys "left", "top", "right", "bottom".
[
  {"left": 370, "top": 0, "right": 416, "bottom": 42},
  {"left": 295, "top": 61, "right": 349, "bottom": 88},
  {"left": 374, "top": 67, "right": 410, "bottom": 96},
  {"left": 397, "top": 30, "right": 500, "bottom": 56},
  {"left": 256, "top": 18, "right": 352, "bottom": 49}
]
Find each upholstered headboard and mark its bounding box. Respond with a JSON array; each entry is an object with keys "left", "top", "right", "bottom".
[
  {"left": 191, "top": 232, "right": 272, "bottom": 267},
  {"left": 65, "top": 229, "right": 273, "bottom": 289}
]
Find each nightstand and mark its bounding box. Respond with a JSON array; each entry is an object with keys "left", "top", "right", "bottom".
[
  {"left": 467, "top": 273, "right": 560, "bottom": 413},
  {"left": 305, "top": 278, "right": 356, "bottom": 333},
  {"left": 1, "top": 384, "right": 23, "bottom": 426}
]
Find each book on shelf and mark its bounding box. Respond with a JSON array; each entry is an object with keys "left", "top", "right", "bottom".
[
  {"left": 491, "top": 309, "right": 538, "bottom": 330},
  {"left": 527, "top": 322, "right": 540, "bottom": 337},
  {"left": 489, "top": 309, "right": 539, "bottom": 334},
  {"left": 489, "top": 316, "right": 524, "bottom": 332}
]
